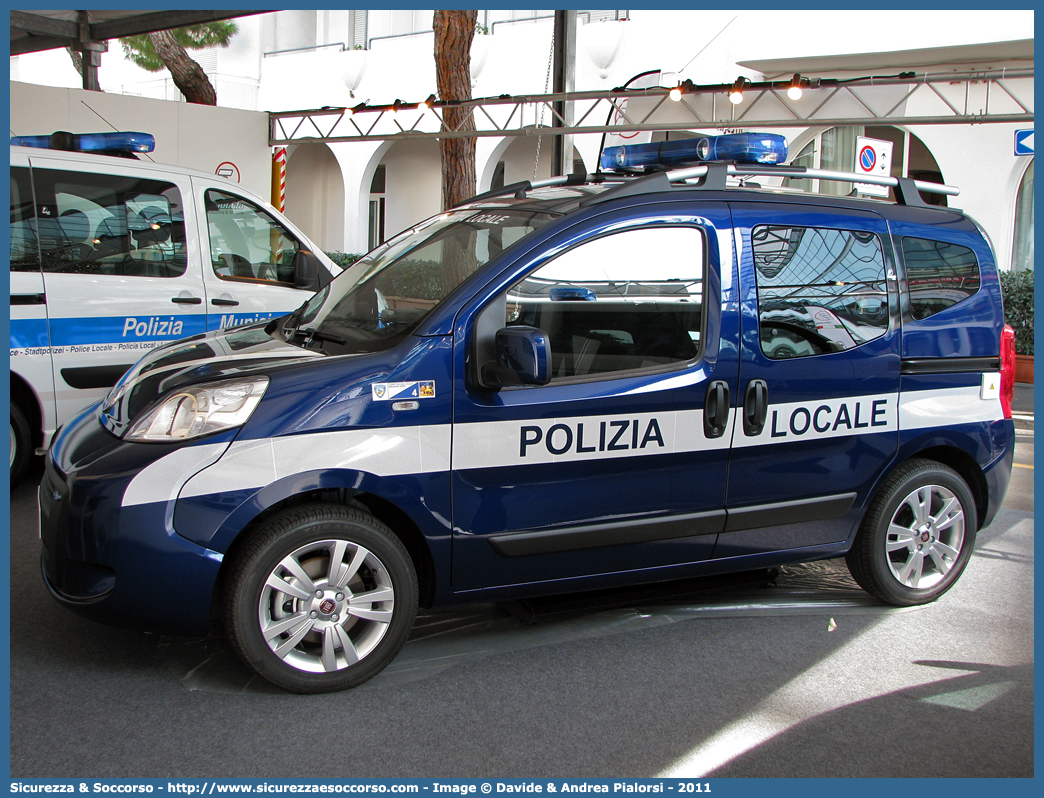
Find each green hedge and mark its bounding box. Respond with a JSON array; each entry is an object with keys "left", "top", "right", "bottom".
[
  {"left": 385, "top": 259, "right": 444, "bottom": 300},
  {"left": 323, "top": 253, "right": 445, "bottom": 301},
  {"left": 1000, "top": 269, "right": 1034, "bottom": 356},
  {"left": 325, "top": 251, "right": 364, "bottom": 269}
]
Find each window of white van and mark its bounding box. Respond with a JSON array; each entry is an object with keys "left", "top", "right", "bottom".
[
  {"left": 753, "top": 225, "right": 889, "bottom": 360},
  {"left": 31, "top": 169, "right": 186, "bottom": 278},
  {"left": 506, "top": 226, "right": 705, "bottom": 379},
  {"left": 10, "top": 168, "right": 38, "bottom": 272},
  {"left": 206, "top": 190, "right": 301, "bottom": 286}
]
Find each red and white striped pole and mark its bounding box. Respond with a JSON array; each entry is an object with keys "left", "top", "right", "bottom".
[{"left": 271, "top": 147, "right": 286, "bottom": 212}]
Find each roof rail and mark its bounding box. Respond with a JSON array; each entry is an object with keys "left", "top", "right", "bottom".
[
  {"left": 460, "top": 164, "right": 959, "bottom": 210},
  {"left": 584, "top": 164, "right": 958, "bottom": 208},
  {"left": 455, "top": 172, "right": 609, "bottom": 207}
]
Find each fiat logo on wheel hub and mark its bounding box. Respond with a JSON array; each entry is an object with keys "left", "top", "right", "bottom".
[{"left": 319, "top": 598, "right": 336, "bottom": 614}]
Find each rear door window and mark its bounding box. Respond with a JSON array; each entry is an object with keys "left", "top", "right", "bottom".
[
  {"left": 10, "top": 167, "right": 39, "bottom": 273},
  {"left": 30, "top": 168, "right": 186, "bottom": 279},
  {"left": 901, "top": 237, "right": 981, "bottom": 320},
  {"left": 752, "top": 225, "right": 889, "bottom": 359}
]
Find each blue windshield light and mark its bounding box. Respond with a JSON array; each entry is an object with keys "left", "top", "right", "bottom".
[
  {"left": 601, "top": 133, "right": 788, "bottom": 172},
  {"left": 10, "top": 131, "right": 155, "bottom": 154}
]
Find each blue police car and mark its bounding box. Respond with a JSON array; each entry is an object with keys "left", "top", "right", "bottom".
[{"left": 40, "top": 134, "right": 1016, "bottom": 693}]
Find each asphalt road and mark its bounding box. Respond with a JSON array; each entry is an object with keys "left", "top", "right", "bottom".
[{"left": 7, "top": 435, "right": 1034, "bottom": 779}]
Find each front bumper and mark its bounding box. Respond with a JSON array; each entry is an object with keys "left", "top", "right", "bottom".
[{"left": 39, "top": 407, "right": 233, "bottom": 635}]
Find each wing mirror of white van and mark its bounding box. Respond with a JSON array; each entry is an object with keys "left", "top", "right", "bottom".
[
  {"left": 293, "top": 250, "right": 325, "bottom": 291},
  {"left": 480, "top": 326, "right": 552, "bottom": 388}
]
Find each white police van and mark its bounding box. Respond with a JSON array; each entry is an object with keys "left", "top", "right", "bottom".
[
  {"left": 10, "top": 131, "right": 340, "bottom": 482},
  {"left": 39, "top": 134, "right": 1016, "bottom": 693}
]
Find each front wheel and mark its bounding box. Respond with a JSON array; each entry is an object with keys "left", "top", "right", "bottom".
[
  {"left": 846, "top": 459, "right": 977, "bottom": 606},
  {"left": 225, "top": 504, "right": 417, "bottom": 693}
]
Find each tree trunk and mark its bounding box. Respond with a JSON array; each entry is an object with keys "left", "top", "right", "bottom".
[
  {"left": 66, "top": 47, "right": 84, "bottom": 77},
  {"left": 433, "top": 10, "right": 477, "bottom": 211},
  {"left": 149, "top": 29, "right": 217, "bottom": 106}
]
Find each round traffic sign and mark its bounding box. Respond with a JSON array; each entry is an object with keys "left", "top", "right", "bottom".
[
  {"left": 216, "top": 161, "right": 241, "bottom": 182},
  {"left": 859, "top": 145, "right": 876, "bottom": 172}
]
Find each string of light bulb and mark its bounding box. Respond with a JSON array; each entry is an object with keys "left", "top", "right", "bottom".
[{"left": 326, "top": 71, "right": 918, "bottom": 118}]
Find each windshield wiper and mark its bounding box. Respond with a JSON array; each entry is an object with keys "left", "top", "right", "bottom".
[
  {"left": 291, "top": 327, "right": 346, "bottom": 345},
  {"left": 280, "top": 303, "right": 309, "bottom": 340}
]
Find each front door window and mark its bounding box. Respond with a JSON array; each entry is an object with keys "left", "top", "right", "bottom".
[{"left": 206, "top": 190, "right": 300, "bottom": 286}]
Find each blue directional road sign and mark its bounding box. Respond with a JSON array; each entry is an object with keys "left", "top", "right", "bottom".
[{"left": 1014, "top": 129, "right": 1034, "bottom": 156}]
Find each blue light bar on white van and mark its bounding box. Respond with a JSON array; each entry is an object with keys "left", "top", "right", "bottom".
[
  {"left": 10, "top": 131, "right": 156, "bottom": 154},
  {"left": 601, "top": 133, "right": 788, "bottom": 173}
]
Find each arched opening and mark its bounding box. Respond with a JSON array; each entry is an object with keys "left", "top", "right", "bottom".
[
  {"left": 375, "top": 139, "right": 442, "bottom": 242},
  {"left": 368, "top": 164, "right": 386, "bottom": 251},
  {"left": 487, "top": 135, "right": 586, "bottom": 192},
  {"left": 285, "top": 143, "right": 345, "bottom": 252},
  {"left": 786, "top": 125, "right": 947, "bottom": 206},
  {"left": 1012, "top": 159, "right": 1034, "bottom": 272}
]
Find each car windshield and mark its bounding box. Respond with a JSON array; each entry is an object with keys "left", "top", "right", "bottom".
[{"left": 283, "top": 208, "right": 555, "bottom": 354}]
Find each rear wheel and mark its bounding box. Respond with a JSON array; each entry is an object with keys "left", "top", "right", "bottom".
[
  {"left": 225, "top": 504, "right": 417, "bottom": 693},
  {"left": 847, "top": 459, "right": 977, "bottom": 606},
  {"left": 10, "top": 403, "right": 31, "bottom": 485}
]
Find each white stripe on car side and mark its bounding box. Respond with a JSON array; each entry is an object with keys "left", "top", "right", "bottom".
[
  {"left": 122, "top": 441, "right": 230, "bottom": 507},
  {"left": 177, "top": 425, "right": 453, "bottom": 500},
  {"left": 119, "top": 381, "right": 1005, "bottom": 507},
  {"left": 451, "top": 408, "right": 732, "bottom": 470},
  {"left": 899, "top": 381, "right": 1003, "bottom": 431},
  {"left": 730, "top": 391, "right": 897, "bottom": 449}
]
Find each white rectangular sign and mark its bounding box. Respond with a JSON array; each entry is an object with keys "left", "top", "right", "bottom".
[{"left": 854, "top": 136, "right": 894, "bottom": 198}]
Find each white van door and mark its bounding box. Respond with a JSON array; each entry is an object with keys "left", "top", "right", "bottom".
[
  {"left": 10, "top": 155, "right": 52, "bottom": 475},
  {"left": 191, "top": 178, "right": 320, "bottom": 332},
  {"left": 28, "top": 157, "right": 208, "bottom": 431}
]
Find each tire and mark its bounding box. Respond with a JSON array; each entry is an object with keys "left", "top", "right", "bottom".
[
  {"left": 846, "top": 459, "right": 977, "bottom": 606},
  {"left": 224, "top": 504, "right": 417, "bottom": 693},
  {"left": 10, "top": 402, "right": 32, "bottom": 486}
]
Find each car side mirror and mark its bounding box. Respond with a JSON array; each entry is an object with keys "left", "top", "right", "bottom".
[
  {"left": 293, "top": 250, "right": 323, "bottom": 291},
  {"left": 480, "top": 326, "right": 551, "bottom": 388}
]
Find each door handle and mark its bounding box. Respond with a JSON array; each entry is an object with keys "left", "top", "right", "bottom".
[
  {"left": 211, "top": 298, "right": 240, "bottom": 306},
  {"left": 171, "top": 296, "right": 202, "bottom": 305},
  {"left": 743, "top": 379, "right": 768, "bottom": 436},
  {"left": 704, "top": 380, "right": 730, "bottom": 438},
  {"left": 10, "top": 293, "right": 45, "bottom": 306}
]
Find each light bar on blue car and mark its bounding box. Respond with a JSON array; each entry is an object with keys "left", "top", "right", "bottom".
[
  {"left": 601, "top": 133, "right": 788, "bottom": 172},
  {"left": 10, "top": 131, "right": 156, "bottom": 154}
]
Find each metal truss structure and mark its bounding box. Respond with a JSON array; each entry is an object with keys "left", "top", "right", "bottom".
[{"left": 270, "top": 68, "right": 1033, "bottom": 146}]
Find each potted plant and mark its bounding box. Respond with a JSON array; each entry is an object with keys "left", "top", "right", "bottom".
[{"left": 1001, "top": 269, "right": 1034, "bottom": 382}]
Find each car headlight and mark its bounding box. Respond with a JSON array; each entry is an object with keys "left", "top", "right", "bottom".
[{"left": 126, "top": 377, "right": 269, "bottom": 442}]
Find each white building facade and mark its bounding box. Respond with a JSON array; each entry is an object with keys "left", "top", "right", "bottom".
[{"left": 10, "top": 9, "right": 1034, "bottom": 272}]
